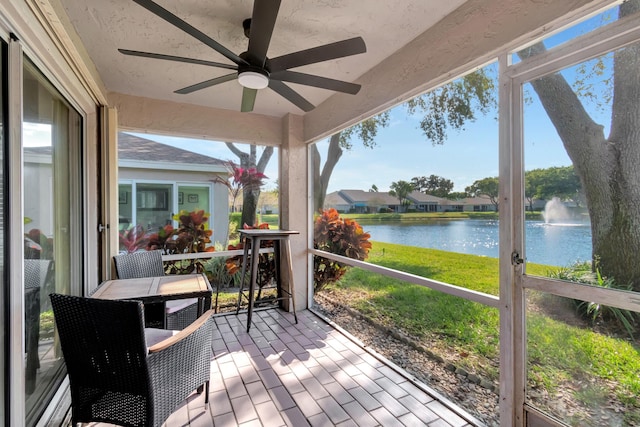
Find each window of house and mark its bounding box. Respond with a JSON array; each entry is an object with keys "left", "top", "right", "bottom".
[
  {"left": 178, "top": 184, "right": 210, "bottom": 217},
  {"left": 118, "top": 181, "right": 212, "bottom": 233},
  {"left": 119, "top": 181, "right": 211, "bottom": 233}
]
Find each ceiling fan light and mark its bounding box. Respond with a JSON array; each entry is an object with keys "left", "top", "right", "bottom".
[{"left": 238, "top": 71, "right": 269, "bottom": 89}]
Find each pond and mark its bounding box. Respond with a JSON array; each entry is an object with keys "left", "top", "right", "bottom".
[{"left": 360, "top": 219, "right": 592, "bottom": 267}]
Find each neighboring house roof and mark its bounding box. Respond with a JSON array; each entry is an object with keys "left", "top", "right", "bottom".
[
  {"left": 24, "top": 146, "right": 52, "bottom": 155},
  {"left": 23, "top": 136, "right": 228, "bottom": 172},
  {"left": 439, "top": 196, "right": 495, "bottom": 206},
  {"left": 24, "top": 146, "right": 53, "bottom": 164},
  {"left": 325, "top": 191, "right": 351, "bottom": 207},
  {"left": 462, "top": 196, "right": 497, "bottom": 205},
  {"left": 118, "top": 133, "right": 226, "bottom": 166},
  {"left": 407, "top": 191, "right": 445, "bottom": 204},
  {"left": 338, "top": 189, "right": 398, "bottom": 205}
]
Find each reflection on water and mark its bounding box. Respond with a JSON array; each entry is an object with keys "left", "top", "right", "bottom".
[{"left": 361, "top": 219, "right": 592, "bottom": 267}]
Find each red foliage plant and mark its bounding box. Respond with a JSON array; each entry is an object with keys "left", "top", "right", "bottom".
[
  {"left": 146, "top": 209, "right": 214, "bottom": 274},
  {"left": 313, "top": 208, "right": 371, "bottom": 292},
  {"left": 118, "top": 224, "right": 150, "bottom": 254},
  {"left": 173, "top": 209, "right": 214, "bottom": 254},
  {"left": 213, "top": 162, "right": 268, "bottom": 212}
]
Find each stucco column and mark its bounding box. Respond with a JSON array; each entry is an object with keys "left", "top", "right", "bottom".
[{"left": 279, "top": 114, "right": 309, "bottom": 311}]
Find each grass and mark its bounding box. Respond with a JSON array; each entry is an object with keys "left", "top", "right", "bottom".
[{"left": 324, "top": 241, "right": 640, "bottom": 415}]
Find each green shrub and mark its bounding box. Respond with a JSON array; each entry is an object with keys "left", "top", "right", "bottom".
[
  {"left": 203, "top": 243, "right": 240, "bottom": 289},
  {"left": 548, "top": 259, "right": 638, "bottom": 339},
  {"left": 228, "top": 212, "right": 242, "bottom": 240}
]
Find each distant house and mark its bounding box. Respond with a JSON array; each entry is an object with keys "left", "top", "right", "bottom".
[
  {"left": 326, "top": 189, "right": 400, "bottom": 213},
  {"left": 406, "top": 191, "right": 446, "bottom": 212},
  {"left": 439, "top": 196, "right": 498, "bottom": 212},
  {"left": 325, "top": 189, "right": 499, "bottom": 213},
  {"left": 324, "top": 191, "right": 351, "bottom": 213},
  {"left": 118, "top": 133, "right": 230, "bottom": 245},
  {"left": 461, "top": 196, "right": 498, "bottom": 212}
]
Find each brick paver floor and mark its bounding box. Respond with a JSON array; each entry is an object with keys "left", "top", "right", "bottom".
[{"left": 85, "top": 309, "right": 481, "bottom": 427}]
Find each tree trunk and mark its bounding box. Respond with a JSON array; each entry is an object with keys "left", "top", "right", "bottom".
[
  {"left": 520, "top": 0, "right": 640, "bottom": 290},
  {"left": 226, "top": 143, "right": 274, "bottom": 227},
  {"left": 312, "top": 133, "right": 343, "bottom": 212}
]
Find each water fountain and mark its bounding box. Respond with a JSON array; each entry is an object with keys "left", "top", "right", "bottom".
[{"left": 541, "top": 197, "right": 574, "bottom": 224}]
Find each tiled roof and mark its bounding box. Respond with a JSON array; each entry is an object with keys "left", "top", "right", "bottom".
[
  {"left": 338, "top": 189, "right": 398, "bottom": 204},
  {"left": 118, "top": 133, "right": 225, "bottom": 165},
  {"left": 330, "top": 189, "right": 497, "bottom": 207},
  {"left": 325, "top": 191, "right": 350, "bottom": 206},
  {"left": 441, "top": 196, "right": 495, "bottom": 205},
  {"left": 23, "top": 146, "right": 52, "bottom": 155},
  {"left": 407, "top": 191, "right": 446, "bottom": 203}
]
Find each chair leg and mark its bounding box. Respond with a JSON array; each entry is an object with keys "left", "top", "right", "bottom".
[{"left": 204, "top": 381, "right": 210, "bottom": 407}]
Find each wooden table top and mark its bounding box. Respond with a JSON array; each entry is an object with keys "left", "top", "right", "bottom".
[
  {"left": 91, "top": 273, "right": 211, "bottom": 302},
  {"left": 239, "top": 229, "right": 299, "bottom": 239}
]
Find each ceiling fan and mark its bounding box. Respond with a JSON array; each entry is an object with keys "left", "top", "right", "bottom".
[{"left": 119, "top": 0, "right": 366, "bottom": 112}]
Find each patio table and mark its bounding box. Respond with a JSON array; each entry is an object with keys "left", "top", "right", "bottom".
[
  {"left": 92, "top": 273, "right": 212, "bottom": 326},
  {"left": 236, "top": 229, "right": 299, "bottom": 332}
]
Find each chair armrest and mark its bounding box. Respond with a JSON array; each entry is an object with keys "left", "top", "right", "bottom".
[{"left": 148, "top": 309, "right": 214, "bottom": 353}]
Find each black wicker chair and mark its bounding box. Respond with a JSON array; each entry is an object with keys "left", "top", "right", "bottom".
[
  {"left": 113, "top": 250, "right": 200, "bottom": 329},
  {"left": 50, "top": 293, "right": 214, "bottom": 427}
]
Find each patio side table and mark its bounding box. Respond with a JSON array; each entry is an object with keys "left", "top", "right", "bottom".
[{"left": 236, "top": 229, "right": 299, "bottom": 332}]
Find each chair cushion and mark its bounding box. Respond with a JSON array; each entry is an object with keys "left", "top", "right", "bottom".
[
  {"left": 144, "top": 328, "right": 177, "bottom": 349},
  {"left": 165, "top": 298, "right": 198, "bottom": 314}
]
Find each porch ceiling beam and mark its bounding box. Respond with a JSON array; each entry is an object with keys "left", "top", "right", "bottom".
[
  {"left": 109, "top": 92, "right": 284, "bottom": 146},
  {"left": 303, "top": 0, "right": 605, "bottom": 143}
]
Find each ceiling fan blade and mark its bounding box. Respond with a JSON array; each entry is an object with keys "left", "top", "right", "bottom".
[
  {"left": 241, "top": 88, "right": 258, "bottom": 112},
  {"left": 268, "top": 37, "right": 366, "bottom": 72},
  {"left": 268, "top": 80, "right": 314, "bottom": 112},
  {"left": 175, "top": 73, "right": 237, "bottom": 94},
  {"left": 132, "top": 0, "right": 247, "bottom": 65},
  {"left": 270, "top": 70, "right": 361, "bottom": 95},
  {"left": 247, "top": 0, "right": 281, "bottom": 66},
  {"left": 119, "top": 49, "right": 237, "bottom": 70}
]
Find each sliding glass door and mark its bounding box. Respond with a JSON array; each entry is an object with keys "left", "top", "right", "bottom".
[{"left": 22, "top": 57, "right": 83, "bottom": 425}]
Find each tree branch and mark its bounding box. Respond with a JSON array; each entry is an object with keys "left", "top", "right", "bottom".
[
  {"left": 225, "top": 142, "right": 249, "bottom": 164},
  {"left": 257, "top": 146, "right": 274, "bottom": 173}
]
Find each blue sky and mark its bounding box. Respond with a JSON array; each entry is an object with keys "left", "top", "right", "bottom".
[
  {"left": 130, "top": 89, "right": 574, "bottom": 194},
  {"left": 128, "top": 5, "right": 618, "bottom": 194}
]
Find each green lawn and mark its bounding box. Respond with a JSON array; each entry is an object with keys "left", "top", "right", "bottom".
[{"left": 324, "top": 241, "right": 640, "bottom": 419}]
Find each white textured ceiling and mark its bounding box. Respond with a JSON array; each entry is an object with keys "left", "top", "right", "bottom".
[{"left": 59, "top": 0, "right": 468, "bottom": 117}]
